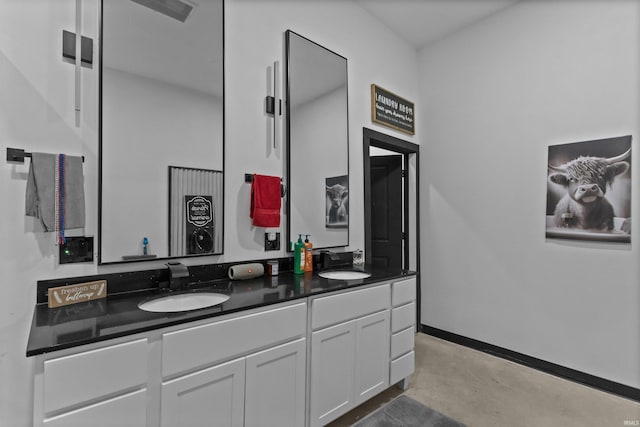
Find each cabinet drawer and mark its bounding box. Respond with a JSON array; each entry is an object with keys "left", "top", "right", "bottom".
[
  {"left": 390, "top": 327, "right": 414, "bottom": 360},
  {"left": 312, "top": 284, "right": 390, "bottom": 330},
  {"left": 44, "top": 389, "right": 147, "bottom": 427},
  {"left": 44, "top": 339, "right": 148, "bottom": 414},
  {"left": 392, "top": 277, "right": 416, "bottom": 307},
  {"left": 390, "top": 351, "right": 415, "bottom": 385},
  {"left": 391, "top": 302, "right": 415, "bottom": 333},
  {"left": 163, "top": 302, "right": 307, "bottom": 377}
]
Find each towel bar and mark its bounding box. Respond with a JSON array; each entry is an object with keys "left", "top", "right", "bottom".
[
  {"left": 245, "top": 173, "right": 286, "bottom": 197},
  {"left": 6, "top": 148, "right": 85, "bottom": 164}
]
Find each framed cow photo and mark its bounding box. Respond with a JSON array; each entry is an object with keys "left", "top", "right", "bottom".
[
  {"left": 546, "top": 135, "right": 632, "bottom": 243},
  {"left": 326, "top": 175, "right": 348, "bottom": 228}
]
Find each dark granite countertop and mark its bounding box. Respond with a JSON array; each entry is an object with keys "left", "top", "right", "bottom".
[{"left": 27, "top": 266, "right": 416, "bottom": 357}]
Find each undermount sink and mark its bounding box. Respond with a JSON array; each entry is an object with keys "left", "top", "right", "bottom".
[
  {"left": 138, "top": 292, "right": 230, "bottom": 313},
  {"left": 318, "top": 271, "right": 371, "bottom": 280}
]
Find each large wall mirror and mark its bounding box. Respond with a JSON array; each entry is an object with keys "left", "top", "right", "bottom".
[
  {"left": 286, "top": 30, "right": 349, "bottom": 250},
  {"left": 99, "top": 0, "right": 224, "bottom": 264}
]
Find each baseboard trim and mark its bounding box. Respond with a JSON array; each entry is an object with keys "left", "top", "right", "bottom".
[{"left": 421, "top": 324, "right": 640, "bottom": 403}]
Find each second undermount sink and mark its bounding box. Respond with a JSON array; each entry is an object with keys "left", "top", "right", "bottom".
[
  {"left": 318, "top": 270, "right": 371, "bottom": 280},
  {"left": 138, "top": 291, "right": 230, "bottom": 313}
]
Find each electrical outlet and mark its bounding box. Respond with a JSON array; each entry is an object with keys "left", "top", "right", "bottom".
[
  {"left": 60, "top": 236, "right": 94, "bottom": 264},
  {"left": 264, "top": 232, "right": 280, "bottom": 251}
]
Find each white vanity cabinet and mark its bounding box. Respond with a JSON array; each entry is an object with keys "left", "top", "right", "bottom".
[
  {"left": 161, "top": 337, "right": 307, "bottom": 427},
  {"left": 34, "top": 338, "right": 149, "bottom": 427},
  {"left": 309, "top": 283, "right": 391, "bottom": 427},
  {"left": 390, "top": 277, "right": 417, "bottom": 386},
  {"left": 160, "top": 301, "right": 307, "bottom": 427},
  {"left": 33, "top": 301, "right": 307, "bottom": 427},
  {"left": 32, "top": 275, "right": 417, "bottom": 427}
]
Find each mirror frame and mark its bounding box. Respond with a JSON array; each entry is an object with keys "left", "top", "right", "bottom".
[
  {"left": 285, "top": 30, "right": 350, "bottom": 251},
  {"left": 98, "top": 0, "right": 225, "bottom": 265}
]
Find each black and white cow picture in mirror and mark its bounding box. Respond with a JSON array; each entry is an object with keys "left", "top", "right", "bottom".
[
  {"left": 546, "top": 135, "right": 631, "bottom": 243},
  {"left": 325, "top": 175, "right": 348, "bottom": 228}
]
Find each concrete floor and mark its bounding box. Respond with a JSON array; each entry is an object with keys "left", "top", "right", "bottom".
[{"left": 329, "top": 333, "right": 640, "bottom": 427}]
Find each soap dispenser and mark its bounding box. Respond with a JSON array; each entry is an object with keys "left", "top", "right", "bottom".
[
  {"left": 304, "top": 235, "right": 313, "bottom": 272},
  {"left": 293, "top": 234, "right": 305, "bottom": 274}
]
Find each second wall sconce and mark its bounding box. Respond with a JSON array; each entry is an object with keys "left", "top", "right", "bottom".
[{"left": 265, "top": 60, "right": 282, "bottom": 149}]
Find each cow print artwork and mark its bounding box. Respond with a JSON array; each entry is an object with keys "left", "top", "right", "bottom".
[
  {"left": 546, "top": 135, "right": 632, "bottom": 243},
  {"left": 326, "top": 175, "right": 349, "bottom": 228}
]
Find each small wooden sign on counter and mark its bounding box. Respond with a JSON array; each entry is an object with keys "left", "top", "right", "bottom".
[{"left": 48, "top": 280, "right": 107, "bottom": 308}]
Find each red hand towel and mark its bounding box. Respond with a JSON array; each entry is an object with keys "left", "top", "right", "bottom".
[{"left": 250, "top": 174, "right": 281, "bottom": 227}]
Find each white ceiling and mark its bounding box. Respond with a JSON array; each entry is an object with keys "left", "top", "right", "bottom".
[
  {"left": 101, "top": 0, "right": 519, "bottom": 95},
  {"left": 356, "top": 0, "right": 520, "bottom": 50},
  {"left": 103, "top": 0, "right": 223, "bottom": 96},
  {"left": 288, "top": 31, "right": 347, "bottom": 107}
]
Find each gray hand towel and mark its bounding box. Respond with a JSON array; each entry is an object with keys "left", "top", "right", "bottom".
[{"left": 25, "top": 153, "right": 85, "bottom": 232}]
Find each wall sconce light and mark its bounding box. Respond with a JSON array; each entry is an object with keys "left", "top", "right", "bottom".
[{"left": 265, "top": 60, "right": 282, "bottom": 149}]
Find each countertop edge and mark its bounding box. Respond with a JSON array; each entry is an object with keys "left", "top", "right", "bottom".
[{"left": 27, "top": 269, "right": 417, "bottom": 357}]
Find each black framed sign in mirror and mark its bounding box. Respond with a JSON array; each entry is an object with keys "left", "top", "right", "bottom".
[
  {"left": 285, "top": 30, "right": 349, "bottom": 250},
  {"left": 99, "top": 0, "right": 224, "bottom": 264},
  {"left": 168, "top": 166, "right": 223, "bottom": 256}
]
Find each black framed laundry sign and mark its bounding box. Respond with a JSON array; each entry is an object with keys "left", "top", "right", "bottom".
[{"left": 371, "top": 84, "right": 415, "bottom": 135}]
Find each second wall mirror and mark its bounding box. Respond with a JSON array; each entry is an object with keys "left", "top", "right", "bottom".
[
  {"left": 286, "top": 30, "right": 349, "bottom": 250},
  {"left": 99, "top": 0, "right": 224, "bottom": 264}
]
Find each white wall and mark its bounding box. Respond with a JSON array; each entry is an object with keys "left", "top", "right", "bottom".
[
  {"left": 225, "top": 0, "right": 419, "bottom": 258},
  {"left": 101, "top": 67, "right": 223, "bottom": 261},
  {"left": 0, "top": 0, "right": 419, "bottom": 425},
  {"left": 1, "top": 1, "right": 100, "bottom": 424},
  {"left": 418, "top": 0, "right": 639, "bottom": 388},
  {"left": 290, "top": 87, "right": 349, "bottom": 248}
]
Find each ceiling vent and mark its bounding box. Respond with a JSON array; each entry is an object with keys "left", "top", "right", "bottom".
[{"left": 130, "top": 0, "right": 194, "bottom": 23}]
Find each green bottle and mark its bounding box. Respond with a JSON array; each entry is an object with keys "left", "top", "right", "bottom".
[{"left": 293, "top": 234, "right": 305, "bottom": 274}]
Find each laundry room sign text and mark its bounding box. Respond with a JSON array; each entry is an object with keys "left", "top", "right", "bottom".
[{"left": 371, "top": 84, "right": 415, "bottom": 135}]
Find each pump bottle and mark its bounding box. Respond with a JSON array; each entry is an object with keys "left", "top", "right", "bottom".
[
  {"left": 293, "top": 234, "right": 305, "bottom": 274},
  {"left": 304, "top": 235, "right": 313, "bottom": 272}
]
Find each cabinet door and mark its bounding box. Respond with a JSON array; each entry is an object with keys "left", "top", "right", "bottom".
[
  {"left": 161, "top": 357, "right": 245, "bottom": 427},
  {"left": 43, "top": 389, "right": 146, "bottom": 427},
  {"left": 245, "top": 338, "right": 306, "bottom": 427},
  {"left": 310, "top": 321, "right": 356, "bottom": 427},
  {"left": 354, "top": 310, "right": 390, "bottom": 405}
]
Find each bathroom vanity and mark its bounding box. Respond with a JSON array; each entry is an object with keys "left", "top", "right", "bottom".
[{"left": 28, "top": 268, "right": 416, "bottom": 427}]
